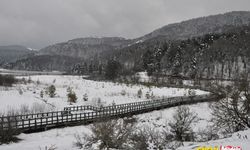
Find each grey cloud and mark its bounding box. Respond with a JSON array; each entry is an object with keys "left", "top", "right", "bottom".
[{"left": 0, "top": 0, "right": 249, "bottom": 49}]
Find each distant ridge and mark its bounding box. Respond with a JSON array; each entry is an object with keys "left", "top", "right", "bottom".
[
  {"left": 0, "top": 45, "right": 35, "bottom": 64},
  {"left": 136, "top": 11, "right": 250, "bottom": 42},
  {"left": 38, "top": 37, "right": 131, "bottom": 59}
]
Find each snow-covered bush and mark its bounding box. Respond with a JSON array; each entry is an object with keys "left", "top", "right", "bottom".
[
  {"left": 0, "top": 75, "right": 16, "bottom": 87},
  {"left": 18, "top": 88, "right": 23, "bottom": 95},
  {"left": 47, "top": 85, "right": 56, "bottom": 98},
  {"left": 168, "top": 106, "right": 199, "bottom": 142},
  {"left": 74, "top": 119, "right": 135, "bottom": 149},
  {"left": 36, "top": 79, "right": 40, "bottom": 85},
  {"left": 120, "top": 89, "right": 126, "bottom": 96},
  {"left": 20, "top": 77, "right": 26, "bottom": 84},
  {"left": 196, "top": 126, "right": 219, "bottom": 142},
  {"left": 27, "top": 76, "right": 32, "bottom": 83},
  {"left": 83, "top": 93, "right": 88, "bottom": 101},
  {"left": 40, "top": 90, "right": 44, "bottom": 98},
  {"left": 145, "top": 91, "right": 151, "bottom": 99},
  {"left": 67, "top": 89, "right": 77, "bottom": 104},
  {"left": 188, "top": 89, "right": 196, "bottom": 96},
  {"left": 130, "top": 126, "right": 168, "bottom": 150}
]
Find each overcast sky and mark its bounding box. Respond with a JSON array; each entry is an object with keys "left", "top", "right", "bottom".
[{"left": 0, "top": 0, "right": 249, "bottom": 49}]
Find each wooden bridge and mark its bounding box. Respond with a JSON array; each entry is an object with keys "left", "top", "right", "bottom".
[{"left": 0, "top": 94, "right": 222, "bottom": 133}]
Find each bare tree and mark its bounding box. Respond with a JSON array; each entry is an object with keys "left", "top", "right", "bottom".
[
  {"left": 168, "top": 106, "right": 199, "bottom": 142},
  {"left": 210, "top": 80, "right": 250, "bottom": 136},
  {"left": 196, "top": 125, "right": 219, "bottom": 142},
  {"left": 130, "top": 126, "right": 168, "bottom": 150},
  {"left": 75, "top": 118, "right": 135, "bottom": 150}
]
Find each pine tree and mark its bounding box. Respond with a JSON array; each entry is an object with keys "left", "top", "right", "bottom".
[
  {"left": 145, "top": 91, "right": 150, "bottom": 99},
  {"left": 83, "top": 93, "right": 88, "bottom": 101},
  {"left": 137, "top": 89, "right": 142, "bottom": 98},
  {"left": 48, "top": 85, "right": 56, "bottom": 98}
]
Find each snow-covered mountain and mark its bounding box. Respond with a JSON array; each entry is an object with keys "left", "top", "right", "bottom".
[
  {"left": 0, "top": 45, "right": 35, "bottom": 64},
  {"left": 136, "top": 11, "right": 250, "bottom": 42},
  {"left": 38, "top": 37, "right": 131, "bottom": 59},
  {"left": 38, "top": 11, "right": 250, "bottom": 60}
]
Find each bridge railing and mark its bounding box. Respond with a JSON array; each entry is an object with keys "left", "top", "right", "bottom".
[
  {"left": 0, "top": 93, "right": 219, "bottom": 132},
  {"left": 63, "top": 94, "right": 213, "bottom": 112}
]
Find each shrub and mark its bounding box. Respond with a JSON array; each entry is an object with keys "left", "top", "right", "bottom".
[
  {"left": 0, "top": 110, "right": 20, "bottom": 144},
  {"left": 130, "top": 126, "right": 167, "bottom": 150},
  {"left": 196, "top": 126, "right": 219, "bottom": 142},
  {"left": 145, "top": 91, "right": 151, "bottom": 99},
  {"left": 47, "top": 85, "right": 56, "bottom": 98},
  {"left": 137, "top": 89, "right": 142, "bottom": 98},
  {"left": 188, "top": 89, "right": 196, "bottom": 96},
  {"left": 67, "top": 89, "right": 77, "bottom": 104},
  {"left": 0, "top": 75, "right": 16, "bottom": 87},
  {"left": 36, "top": 79, "right": 40, "bottom": 85},
  {"left": 18, "top": 88, "right": 23, "bottom": 95},
  {"left": 121, "top": 89, "right": 126, "bottom": 96},
  {"left": 27, "top": 76, "right": 32, "bottom": 83},
  {"left": 75, "top": 119, "right": 134, "bottom": 149},
  {"left": 83, "top": 93, "right": 88, "bottom": 101},
  {"left": 40, "top": 90, "right": 44, "bottom": 98}
]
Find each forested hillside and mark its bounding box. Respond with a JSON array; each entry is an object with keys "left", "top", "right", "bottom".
[
  {"left": 0, "top": 45, "right": 35, "bottom": 65},
  {"left": 140, "top": 25, "right": 250, "bottom": 80},
  {"left": 8, "top": 55, "right": 82, "bottom": 72}
]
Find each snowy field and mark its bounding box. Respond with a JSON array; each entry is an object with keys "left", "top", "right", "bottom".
[
  {"left": 0, "top": 75, "right": 248, "bottom": 150},
  {"left": 0, "top": 102, "right": 249, "bottom": 150},
  {"left": 0, "top": 75, "right": 208, "bottom": 113}
]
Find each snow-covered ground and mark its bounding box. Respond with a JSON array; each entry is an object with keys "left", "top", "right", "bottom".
[
  {"left": 178, "top": 130, "right": 250, "bottom": 150},
  {"left": 4, "top": 75, "right": 242, "bottom": 150},
  {"left": 136, "top": 102, "right": 213, "bottom": 132},
  {"left": 1, "top": 102, "right": 249, "bottom": 150},
  {"left": 0, "top": 75, "right": 208, "bottom": 113},
  {"left": 0, "top": 103, "right": 211, "bottom": 150}
]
